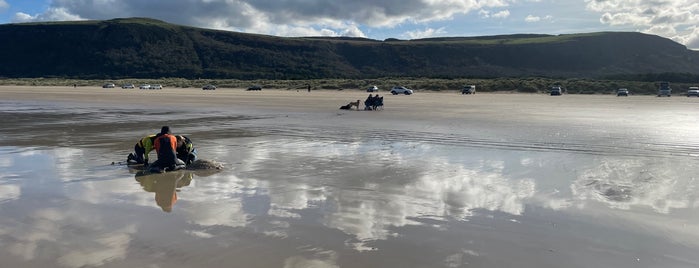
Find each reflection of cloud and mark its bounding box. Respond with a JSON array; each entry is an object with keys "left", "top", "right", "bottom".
[
  {"left": 0, "top": 183, "right": 20, "bottom": 202},
  {"left": 571, "top": 158, "right": 694, "bottom": 213},
  {"left": 179, "top": 174, "right": 248, "bottom": 227},
  {"left": 283, "top": 249, "right": 338, "bottom": 268},
  {"left": 5, "top": 207, "right": 136, "bottom": 268},
  {"left": 324, "top": 155, "right": 535, "bottom": 247}
]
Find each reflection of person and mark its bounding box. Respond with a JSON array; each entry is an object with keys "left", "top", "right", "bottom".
[
  {"left": 176, "top": 135, "right": 197, "bottom": 165},
  {"left": 128, "top": 134, "right": 159, "bottom": 165},
  {"left": 135, "top": 171, "right": 192, "bottom": 212},
  {"left": 149, "top": 126, "right": 185, "bottom": 173}
]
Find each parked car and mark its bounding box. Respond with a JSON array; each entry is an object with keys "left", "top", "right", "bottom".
[
  {"left": 150, "top": 84, "right": 163, "bottom": 90},
  {"left": 139, "top": 84, "right": 151, "bottom": 90},
  {"left": 687, "top": 86, "right": 699, "bottom": 97},
  {"left": 617, "top": 88, "right": 629, "bottom": 96},
  {"left": 550, "top": 86, "right": 562, "bottom": 96},
  {"left": 247, "top": 85, "right": 262, "bottom": 91},
  {"left": 202, "top": 85, "right": 216, "bottom": 90},
  {"left": 102, "top": 83, "right": 115, "bottom": 88},
  {"left": 657, "top": 81, "right": 671, "bottom": 97},
  {"left": 121, "top": 83, "right": 134, "bottom": 89},
  {"left": 367, "top": 86, "right": 379, "bottom": 92},
  {"left": 462, "top": 85, "right": 476, "bottom": 94},
  {"left": 390, "top": 86, "right": 413, "bottom": 95}
]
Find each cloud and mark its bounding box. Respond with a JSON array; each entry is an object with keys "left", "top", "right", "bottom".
[
  {"left": 13, "top": 8, "right": 84, "bottom": 22},
  {"left": 479, "top": 9, "right": 510, "bottom": 19},
  {"left": 492, "top": 10, "right": 511, "bottom": 19},
  {"left": 404, "top": 27, "right": 447, "bottom": 39},
  {"left": 524, "top": 15, "right": 541, "bottom": 22},
  {"left": 0, "top": 0, "right": 8, "bottom": 12},
  {"left": 586, "top": 0, "right": 699, "bottom": 49},
  {"left": 10, "top": 0, "right": 508, "bottom": 38}
]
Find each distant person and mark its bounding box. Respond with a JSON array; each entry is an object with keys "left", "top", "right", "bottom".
[
  {"left": 149, "top": 126, "right": 185, "bottom": 173},
  {"left": 307, "top": 84, "right": 311, "bottom": 92},
  {"left": 176, "top": 135, "right": 197, "bottom": 165},
  {"left": 128, "top": 133, "right": 160, "bottom": 165},
  {"left": 364, "top": 94, "right": 373, "bottom": 109}
]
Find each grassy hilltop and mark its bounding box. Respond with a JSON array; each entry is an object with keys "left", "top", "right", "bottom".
[{"left": 1, "top": 18, "right": 699, "bottom": 94}]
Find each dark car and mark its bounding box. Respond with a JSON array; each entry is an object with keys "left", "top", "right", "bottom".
[
  {"left": 461, "top": 85, "right": 476, "bottom": 94},
  {"left": 247, "top": 85, "right": 262, "bottom": 91},
  {"left": 550, "top": 86, "right": 562, "bottom": 96},
  {"left": 366, "top": 86, "right": 379, "bottom": 92},
  {"left": 617, "top": 88, "right": 629, "bottom": 96},
  {"left": 202, "top": 85, "right": 216, "bottom": 90}
]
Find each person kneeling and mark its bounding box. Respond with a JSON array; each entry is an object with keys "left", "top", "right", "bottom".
[
  {"left": 149, "top": 126, "right": 185, "bottom": 173},
  {"left": 176, "top": 135, "right": 197, "bottom": 165}
]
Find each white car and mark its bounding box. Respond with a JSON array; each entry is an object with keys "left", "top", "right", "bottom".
[
  {"left": 150, "top": 84, "right": 163, "bottom": 90},
  {"left": 687, "top": 87, "right": 699, "bottom": 97},
  {"left": 139, "top": 84, "right": 150, "bottom": 89},
  {"left": 390, "top": 86, "right": 413, "bottom": 95},
  {"left": 102, "top": 83, "right": 115, "bottom": 88},
  {"left": 367, "top": 86, "right": 379, "bottom": 92},
  {"left": 121, "top": 83, "right": 135, "bottom": 89}
]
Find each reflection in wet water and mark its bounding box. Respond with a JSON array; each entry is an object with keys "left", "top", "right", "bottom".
[
  {"left": 135, "top": 171, "right": 193, "bottom": 212},
  {"left": 1, "top": 100, "right": 699, "bottom": 267}
]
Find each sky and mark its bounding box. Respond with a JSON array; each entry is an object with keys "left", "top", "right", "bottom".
[{"left": 0, "top": 0, "right": 697, "bottom": 49}]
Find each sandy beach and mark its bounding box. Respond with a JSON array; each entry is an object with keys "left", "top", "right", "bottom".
[{"left": 1, "top": 85, "right": 699, "bottom": 268}]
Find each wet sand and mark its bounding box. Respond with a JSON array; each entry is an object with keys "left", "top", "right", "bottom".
[{"left": 1, "top": 86, "right": 699, "bottom": 268}]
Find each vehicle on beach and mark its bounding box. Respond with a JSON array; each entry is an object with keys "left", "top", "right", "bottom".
[
  {"left": 121, "top": 83, "right": 134, "bottom": 89},
  {"left": 202, "top": 85, "right": 216, "bottom": 90},
  {"left": 616, "top": 88, "right": 629, "bottom": 96},
  {"left": 462, "top": 85, "right": 476, "bottom": 94},
  {"left": 139, "top": 84, "right": 151, "bottom": 89},
  {"left": 657, "top": 81, "right": 671, "bottom": 97},
  {"left": 550, "top": 86, "right": 563, "bottom": 96},
  {"left": 150, "top": 84, "right": 163, "bottom": 90},
  {"left": 687, "top": 86, "right": 699, "bottom": 97},
  {"left": 367, "top": 86, "right": 379, "bottom": 92},
  {"left": 247, "top": 85, "right": 262, "bottom": 91},
  {"left": 102, "top": 83, "right": 115, "bottom": 88},
  {"left": 390, "top": 86, "right": 413, "bottom": 95}
]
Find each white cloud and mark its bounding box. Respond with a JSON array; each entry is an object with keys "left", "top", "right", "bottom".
[
  {"left": 13, "top": 8, "right": 84, "bottom": 23},
  {"left": 492, "top": 10, "right": 511, "bottom": 19},
  {"left": 9, "top": 0, "right": 508, "bottom": 37},
  {"left": 479, "top": 9, "right": 510, "bottom": 19},
  {"left": 586, "top": 0, "right": 699, "bottom": 49},
  {"left": 404, "top": 27, "right": 447, "bottom": 39},
  {"left": 524, "top": 15, "right": 540, "bottom": 22},
  {"left": 0, "top": 0, "right": 8, "bottom": 12}
]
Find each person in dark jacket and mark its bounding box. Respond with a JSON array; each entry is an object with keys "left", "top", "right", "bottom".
[
  {"left": 176, "top": 135, "right": 197, "bottom": 165},
  {"left": 148, "top": 126, "right": 185, "bottom": 173}
]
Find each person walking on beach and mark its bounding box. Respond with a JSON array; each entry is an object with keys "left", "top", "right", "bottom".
[{"left": 307, "top": 84, "right": 311, "bottom": 92}]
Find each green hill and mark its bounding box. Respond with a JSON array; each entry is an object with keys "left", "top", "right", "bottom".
[{"left": 1, "top": 18, "right": 698, "bottom": 79}]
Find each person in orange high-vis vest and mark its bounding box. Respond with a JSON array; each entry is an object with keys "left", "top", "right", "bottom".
[{"left": 149, "top": 126, "right": 185, "bottom": 173}]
